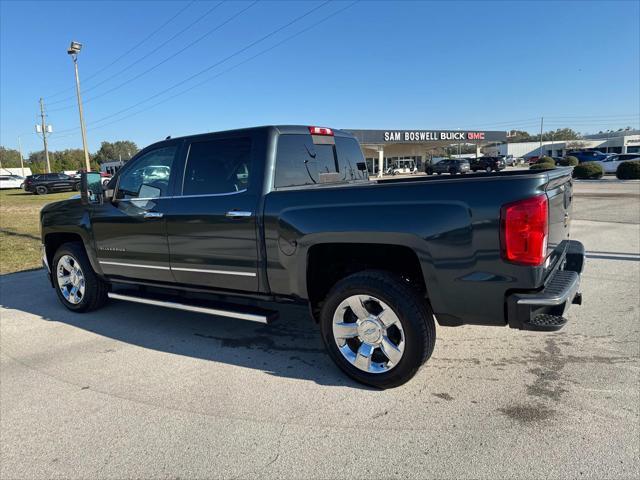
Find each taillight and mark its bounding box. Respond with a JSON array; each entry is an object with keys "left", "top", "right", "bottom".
[
  {"left": 308, "top": 126, "right": 334, "bottom": 136},
  {"left": 500, "top": 195, "right": 548, "bottom": 266}
]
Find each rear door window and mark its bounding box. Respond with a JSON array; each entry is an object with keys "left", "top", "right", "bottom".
[{"left": 181, "top": 137, "right": 252, "bottom": 196}]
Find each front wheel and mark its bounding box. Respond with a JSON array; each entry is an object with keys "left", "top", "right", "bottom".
[
  {"left": 52, "top": 242, "right": 109, "bottom": 312},
  {"left": 319, "top": 270, "right": 436, "bottom": 389}
]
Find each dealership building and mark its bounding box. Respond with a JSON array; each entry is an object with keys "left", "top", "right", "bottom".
[
  {"left": 346, "top": 129, "right": 507, "bottom": 174},
  {"left": 490, "top": 130, "right": 640, "bottom": 159}
]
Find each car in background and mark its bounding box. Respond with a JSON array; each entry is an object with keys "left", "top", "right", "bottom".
[
  {"left": 0, "top": 174, "right": 25, "bottom": 189},
  {"left": 502, "top": 155, "right": 517, "bottom": 166},
  {"left": 527, "top": 156, "right": 541, "bottom": 165},
  {"left": 470, "top": 156, "right": 505, "bottom": 172},
  {"left": 596, "top": 153, "right": 640, "bottom": 174},
  {"left": 23, "top": 173, "right": 81, "bottom": 195},
  {"left": 566, "top": 150, "right": 613, "bottom": 163},
  {"left": 552, "top": 156, "right": 565, "bottom": 165},
  {"left": 426, "top": 159, "right": 470, "bottom": 175}
]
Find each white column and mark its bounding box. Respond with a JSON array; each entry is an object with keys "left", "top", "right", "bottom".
[{"left": 378, "top": 147, "right": 384, "bottom": 178}]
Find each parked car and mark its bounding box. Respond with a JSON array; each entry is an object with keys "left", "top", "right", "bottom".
[
  {"left": 552, "top": 156, "right": 565, "bottom": 165},
  {"left": 0, "top": 174, "right": 25, "bottom": 189},
  {"left": 596, "top": 153, "right": 640, "bottom": 174},
  {"left": 566, "top": 150, "right": 613, "bottom": 163},
  {"left": 40, "top": 125, "right": 584, "bottom": 389},
  {"left": 426, "top": 159, "right": 470, "bottom": 175},
  {"left": 470, "top": 156, "right": 505, "bottom": 172},
  {"left": 503, "top": 155, "right": 516, "bottom": 166},
  {"left": 23, "top": 173, "right": 81, "bottom": 195}
]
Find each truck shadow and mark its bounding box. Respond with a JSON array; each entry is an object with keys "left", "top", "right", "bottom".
[{"left": 0, "top": 270, "right": 372, "bottom": 389}]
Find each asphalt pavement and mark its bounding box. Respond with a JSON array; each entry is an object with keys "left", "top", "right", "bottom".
[{"left": 1, "top": 182, "right": 639, "bottom": 479}]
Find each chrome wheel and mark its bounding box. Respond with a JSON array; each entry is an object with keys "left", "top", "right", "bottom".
[
  {"left": 56, "top": 255, "right": 85, "bottom": 305},
  {"left": 332, "top": 295, "right": 405, "bottom": 374}
]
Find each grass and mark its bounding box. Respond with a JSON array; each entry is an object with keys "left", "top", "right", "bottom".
[{"left": 0, "top": 189, "right": 77, "bottom": 274}]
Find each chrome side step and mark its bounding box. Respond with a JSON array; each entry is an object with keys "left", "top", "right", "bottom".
[{"left": 107, "top": 292, "right": 271, "bottom": 324}]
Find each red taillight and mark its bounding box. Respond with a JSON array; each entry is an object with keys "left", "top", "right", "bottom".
[
  {"left": 308, "top": 126, "right": 334, "bottom": 136},
  {"left": 500, "top": 195, "right": 548, "bottom": 266}
]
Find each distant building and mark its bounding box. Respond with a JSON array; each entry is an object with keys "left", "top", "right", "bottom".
[
  {"left": 0, "top": 166, "right": 32, "bottom": 177},
  {"left": 493, "top": 130, "right": 640, "bottom": 158}
]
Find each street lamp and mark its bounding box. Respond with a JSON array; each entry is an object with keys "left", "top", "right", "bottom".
[{"left": 67, "top": 41, "right": 91, "bottom": 172}]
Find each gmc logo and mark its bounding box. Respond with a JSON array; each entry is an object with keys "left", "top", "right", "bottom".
[{"left": 467, "top": 132, "right": 485, "bottom": 140}]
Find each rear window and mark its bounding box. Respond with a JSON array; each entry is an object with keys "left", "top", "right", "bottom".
[{"left": 275, "top": 134, "right": 367, "bottom": 188}]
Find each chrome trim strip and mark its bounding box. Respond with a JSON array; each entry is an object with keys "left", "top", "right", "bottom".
[
  {"left": 107, "top": 292, "right": 268, "bottom": 323},
  {"left": 99, "top": 260, "right": 171, "bottom": 271},
  {"left": 117, "top": 189, "right": 247, "bottom": 202},
  {"left": 171, "top": 267, "right": 256, "bottom": 277}
]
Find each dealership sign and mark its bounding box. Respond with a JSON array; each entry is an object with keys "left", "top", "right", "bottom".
[{"left": 347, "top": 129, "right": 507, "bottom": 144}]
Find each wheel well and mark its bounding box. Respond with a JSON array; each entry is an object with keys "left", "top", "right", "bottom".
[
  {"left": 44, "top": 232, "right": 84, "bottom": 268},
  {"left": 306, "top": 243, "right": 427, "bottom": 321}
]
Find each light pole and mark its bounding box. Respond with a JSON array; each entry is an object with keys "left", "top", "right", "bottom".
[{"left": 68, "top": 41, "right": 91, "bottom": 172}]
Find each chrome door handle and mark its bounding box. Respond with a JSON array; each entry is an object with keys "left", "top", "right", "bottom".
[
  {"left": 225, "top": 211, "right": 252, "bottom": 218},
  {"left": 143, "top": 212, "right": 164, "bottom": 219}
]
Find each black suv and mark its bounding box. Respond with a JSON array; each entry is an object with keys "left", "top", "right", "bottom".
[
  {"left": 470, "top": 156, "right": 506, "bottom": 173},
  {"left": 23, "top": 173, "right": 80, "bottom": 195},
  {"left": 425, "top": 159, "right": 470, "bottom": 175}
]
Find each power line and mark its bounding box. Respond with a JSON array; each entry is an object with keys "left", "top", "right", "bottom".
[
  {"left": 54, "top": 0, "right": 335, "bottom": 135},
  {"left": 48, "top": 0, "right": 257, "bottom": 111},
  {"left": 68, "top": 1, "right": 360, "bottom": 136},
  {"left": 47, "top": 0, "right": 228, "bottom": 109},
  {"left": 44, "top": 0, "right": 197, "bottom": 101}
]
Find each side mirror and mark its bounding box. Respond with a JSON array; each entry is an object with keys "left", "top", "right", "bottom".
[{"left": 80, "top": 172, "right": 103, "bottom": 205}]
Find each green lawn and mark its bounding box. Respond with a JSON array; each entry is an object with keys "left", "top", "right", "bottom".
[{"left": 0, "top": 189, "right": 77, "bottom": 274}]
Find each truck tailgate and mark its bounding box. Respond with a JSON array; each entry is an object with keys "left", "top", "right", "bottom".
[{"left": 545, "top": 169, "right": 574, "bottom": 270}]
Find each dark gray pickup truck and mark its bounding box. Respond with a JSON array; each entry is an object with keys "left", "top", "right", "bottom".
[{"left": 40, "top": 125, "right": 585, "bottom": 388}]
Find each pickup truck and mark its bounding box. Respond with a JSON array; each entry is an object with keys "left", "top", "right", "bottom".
[{"left": 40, "top": 125, "right": 585, "bottom": 388}]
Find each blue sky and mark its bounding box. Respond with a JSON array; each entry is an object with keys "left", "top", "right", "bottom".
[{"left": 1, "top": 0, "right": 639, "bottom": 154}]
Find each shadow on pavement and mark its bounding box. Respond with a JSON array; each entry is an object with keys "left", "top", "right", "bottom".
[{"left": 0, "top": 269, "right": 371, "bottom": 390}]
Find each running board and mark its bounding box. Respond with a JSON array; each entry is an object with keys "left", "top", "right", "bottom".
[{"left": 107, "top": 292, "right": 275, "bottom": 324}]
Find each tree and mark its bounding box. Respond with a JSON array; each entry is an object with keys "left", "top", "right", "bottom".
[
  {"left": 27, "top": 149, "right": 99, "bottom": 173},
  {"left": 0, "top": 146, "right": 22, "bottom": 168},
  {"left": 93, "top": 140, "right": 139, "bottom": 164}
]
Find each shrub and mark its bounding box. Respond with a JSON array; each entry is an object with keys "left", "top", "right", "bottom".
[
  {"left": 530, "top": 163, "right": 555, "bottom": 170},
  {"left": 558, "top": 156, "right": 579, "bottom": 167},
  {"left": 572, "top": 162, "right": 603, "bottom": 179},
  {"left": 536, "top": 156, "right": 555, "bottom": 165},
  {"left": 616, "top": 160, "right": 640, "bottom": 179}
]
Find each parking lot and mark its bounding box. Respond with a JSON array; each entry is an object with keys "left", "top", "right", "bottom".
[{"left": 1, "top": 181, "right": 638, "bottom": 479}]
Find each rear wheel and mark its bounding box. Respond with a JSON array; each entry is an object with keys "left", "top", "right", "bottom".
[
  {"left": 35, "top": 185, "right": 48, "bottom": 195},
  {"left": 320, "top": 270, "right": 436, "bottom": 389},
  {"left": 53, "top": 242, "right": 109, "bottom": 312},
  {"left": 73, "top": 183, "right": 80, "bottom": 191}
]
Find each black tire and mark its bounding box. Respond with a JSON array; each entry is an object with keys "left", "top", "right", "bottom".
[
  {"left": 35, "top": 185, "right": 48, "bottom": 195},
  {"left": 449, "top": 168, "right": 457, "bottom": 175},
  {"left": 52, "top": 242, "right": 109, "bottom": 312},
  {"left": 73, "top": 182, "right": 80, "bottom": 191},
  {"left": 437, "top": 172, "right": 442, "bottom": 175},
  {"left": 485, "top": 166, "right": 492, "bottom": 173},
  {"left": 319, "top": 270, "right": 436, "bottom": 389}
]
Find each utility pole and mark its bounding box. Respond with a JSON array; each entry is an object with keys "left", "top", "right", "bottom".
[
  {"left": 39, "top": 98, "right": 52, "bottom": 173},
  {"left": 68, "top": 41, "right": 91, "bottom": 172},
  {"left": 539, "top": 116, "right": 544, "bottom": 158},
  {"left": 17, "top": 136, "right": 25, "bottom": 177}
]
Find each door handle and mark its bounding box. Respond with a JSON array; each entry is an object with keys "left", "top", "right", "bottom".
[
  {"left": 225, "top": 211, "right": 252, "bottom": 218},
  {"left": 143, "top": 212, "right": 164, "bottom": 219}
]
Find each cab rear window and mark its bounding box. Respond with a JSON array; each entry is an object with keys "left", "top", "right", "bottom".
[{"left": 275, "top": 135, "right": 367, "bottom": 188}]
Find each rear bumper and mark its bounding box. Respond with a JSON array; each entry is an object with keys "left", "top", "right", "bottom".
[{"left": 506, "top": 240, "right": 585, "bottom": 331}]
